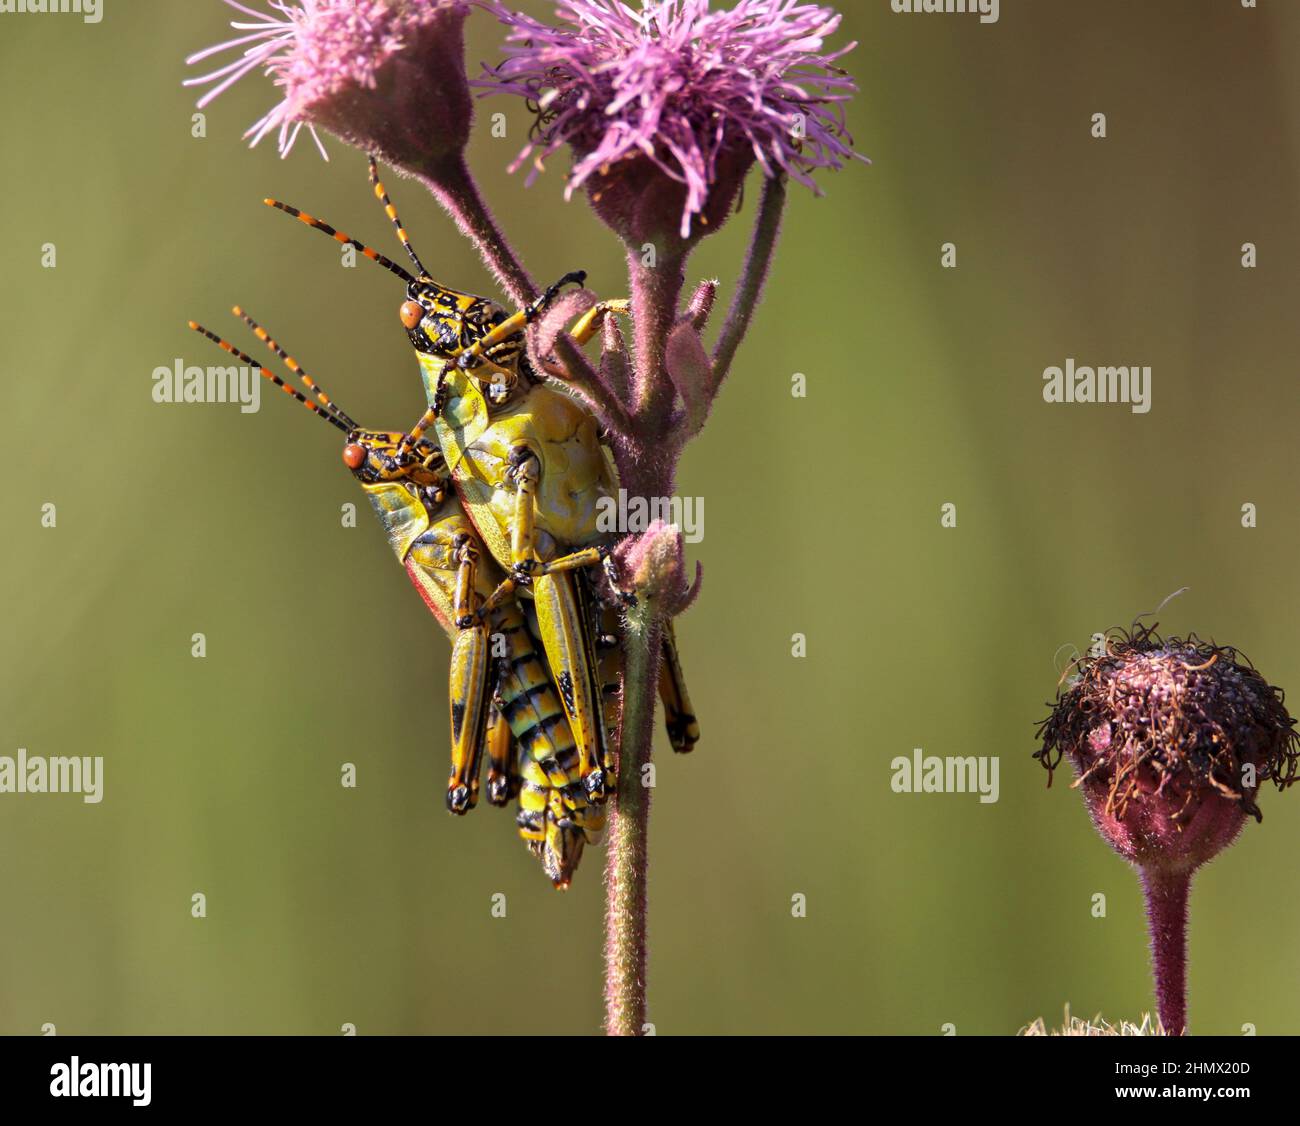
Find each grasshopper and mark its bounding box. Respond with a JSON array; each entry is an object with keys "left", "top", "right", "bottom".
[
  {"left": 186, "top": 309, "right": 608, "bottom": 887},
  {"left": 266, "top": 162, "right": 701, "bottom": 806}
]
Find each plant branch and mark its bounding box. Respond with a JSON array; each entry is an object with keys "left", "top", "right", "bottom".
[
  {"left": 412, "top": 151, "right": 537, "bottom": 306},
  {"left": 551, "top": 333, "right": 636, "bottom": 439},
  {"left": 712, "top": 173, "right": 788, "bottom": 386},
  {"left": 603, "top": 597, "right": 664, "bottom": 1036},
  {"left": 627, "top": 246, "right": 687, "bottom": 425}
]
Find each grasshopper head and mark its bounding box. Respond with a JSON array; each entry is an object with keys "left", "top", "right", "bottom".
[
  {"left": 342, "top": 429, "right": 449, "bottom": 494},
  {"left": 401, "top": 280, "right": 510, "bottom": 355},
  {"left": 400, "top": 279, "right": 522, "bottom": 407}
]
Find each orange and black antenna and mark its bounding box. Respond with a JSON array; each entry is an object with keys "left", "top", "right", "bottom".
[
  {"left": 369, "top": 157, "right": 431, "bottom": 278},
  {"left": 187, "top": 320, "right": 352, "bottom": 435},
  {"left": 232, "top": 305, "right": 359, "bottom": 431},
  {"left": 396, "top": 405, "right": 440, "bottom": 459},
  {"left": 263, "top": 198, "right": 416, "bottom": 285}
]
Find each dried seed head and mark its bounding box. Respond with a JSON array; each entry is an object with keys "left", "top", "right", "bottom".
[{"left": 1036, "top": 624, "right": 1298, "bottom": 873}]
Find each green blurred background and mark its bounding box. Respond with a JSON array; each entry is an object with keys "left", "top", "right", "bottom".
[{"left": 2, "top": 0, "right": 1298, "bottom": 1035}]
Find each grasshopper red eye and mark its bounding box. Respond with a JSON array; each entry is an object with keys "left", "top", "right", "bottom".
[
  {"left": 400, "top": 300, "right": 424, "bottom": 330},
  {"left": 342, "top": 443, "right": 367, "bottom": 470}
]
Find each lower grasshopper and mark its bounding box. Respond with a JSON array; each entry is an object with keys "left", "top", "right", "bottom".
[{"left": 187, "top": 309, "right": 606, "bottom": 887}]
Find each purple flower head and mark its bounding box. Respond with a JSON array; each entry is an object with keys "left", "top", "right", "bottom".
[
  {"left": 478, "top": 0, "right": 865, "bottom": 244},
  {"left": 185, "top": 0, "right": 471, "bottom": 165}
]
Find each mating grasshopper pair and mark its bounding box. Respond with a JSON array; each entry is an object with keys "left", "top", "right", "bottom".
[{"left": 190, "top": 161, "right": 697, "bottom": 888}]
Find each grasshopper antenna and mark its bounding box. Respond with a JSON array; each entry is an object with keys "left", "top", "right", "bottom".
[
  {"left": 231, "top": 306, "right": 359, "bottom": 431},
  {"left": 263, "top": 198, "right": 416, "bottom": 285},
  {"left": 187, "top": 321, "right": 352, "bottom": 435},
  {"left": 369, "top": 157, "right": 431, "bottom": 278}
]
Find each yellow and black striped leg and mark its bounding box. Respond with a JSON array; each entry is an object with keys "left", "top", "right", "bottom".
[
  {"left": 446, "top": 538, "right": 493, "bottom": 814},
  {"left": 596, "top": 603, "right": 623, "bottom": 777},
  {"left": 531, "top": 546, "right": 607, "bottom": 576},
  {"left": 566, "top": 299, "right": 630, "bottom": 346},
  {"left": 483, "top": 699, "right": 516, "bottom": 807},
  {"left": 533, "top": 569, "right": 612, "bottom": 801},
  {"left": 658, "top": 620, "right": 700, "bottom": 753},
  {"left": 509, "top": 451, "right": 613, "bottom": 802},
  {"left": 455, "top": 298, "right": 628, "bottom": 398},
  {"left": 450, "top": 271, "right": 589, "bottom": 378}
]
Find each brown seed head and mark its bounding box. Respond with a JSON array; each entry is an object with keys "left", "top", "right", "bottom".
[{"left": 1036, "top": 624, "right": 1298, "bottom": 872}]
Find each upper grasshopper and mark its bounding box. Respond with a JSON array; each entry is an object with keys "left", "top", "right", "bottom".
[{"left": 267, "top": 161, "right": 700, "bottom": 807}]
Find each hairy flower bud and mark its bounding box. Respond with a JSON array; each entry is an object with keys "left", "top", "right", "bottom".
[{"left": 614, "top": 520, "right": 700, "bottom": 617}]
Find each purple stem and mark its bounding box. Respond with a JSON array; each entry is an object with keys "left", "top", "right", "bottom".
[
  {"left": 602, "top": 601, "right": 664, "bottom": 1035},
  {"left": 599, "top": 239, "right": 693, "bottom": 1036},
  {"left": 620, "top": 246, "right": 686, "bottom": 497},
  {"left": 627, "top": 247, "right": 687, "bottom": 424},
  {"left": 1139, "top": 866, "right": 1191, "bottom": 1035},
  {"left": 412, "top": 152, "right": 537, "bottom": 306},
  {"left": 712, "top": 174, "right": 788, "bottom": 389}
]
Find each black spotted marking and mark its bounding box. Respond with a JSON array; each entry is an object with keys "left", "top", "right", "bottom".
[{"left": 556, "top": 671, "right": 577, "bottom": 716}]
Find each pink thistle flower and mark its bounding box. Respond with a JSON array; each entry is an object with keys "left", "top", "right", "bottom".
[
  {"left": 477, "top": 0, "right": 865, "bottom": 244},
  {"left": 185, "top": 0, "right": 471, "bottom": 164}
]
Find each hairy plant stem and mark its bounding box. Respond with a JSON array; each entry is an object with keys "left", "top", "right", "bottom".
[
  {"left": 413, "top": 151, "right": 537, "bottom": 306},
  {"left": 616, "top": 246, "right": 687, "bottom": 500},
  {"left": 627, "top": 246, "right": 687, "bottom": 424},
  {"left": 1140, "top": 866, "right": 1191, "bottom": 1035},
  {"left": 603, "top": 597, "right": 664, "bottom": 1035},
  {"left": 599, "top": 185, "right": 792, "bottom": 1034},
  {"left": 712, "top": 174, "right": 787, "bottom": 389}
]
